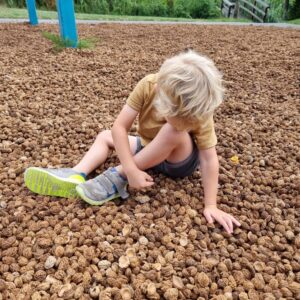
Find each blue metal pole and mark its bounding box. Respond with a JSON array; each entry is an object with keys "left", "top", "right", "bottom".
[
  {"left": 26, "top": 0, "right": 38, "bottom": 25},
  {"left": 56, "top": 0, "right": 78, "bottom": 48}
]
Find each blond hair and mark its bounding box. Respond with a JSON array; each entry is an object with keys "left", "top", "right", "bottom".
[{"left": 154, "top": 50, "right": 225, "bottom": 119}]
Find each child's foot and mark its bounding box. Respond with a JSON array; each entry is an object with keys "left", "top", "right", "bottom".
[
  {"left": 24, "top": 167, "right": 86, "bottom": 198},
  {"left": 76, "top": 167, "right": 128, "bottom": 206}
]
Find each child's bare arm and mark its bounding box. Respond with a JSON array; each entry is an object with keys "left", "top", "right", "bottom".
[
  {"left": 112, "top": 104, "right": 139, "bottom": 173},
  {"left": 199, "top": 147, "right": 219, "bottom": 207},
  {"left": 112, "top": 104, "right": 154, "bottom": 189},
  {"left": 199, "top": 147, "right": 241, "bottom": 234}
]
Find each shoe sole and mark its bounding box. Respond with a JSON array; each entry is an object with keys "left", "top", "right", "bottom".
[
  {"left": 24, "top": 167, "right": 80, "bottom": 199},
  {"left": 76, "top": 185, "right": 126, "bottom": 206}
]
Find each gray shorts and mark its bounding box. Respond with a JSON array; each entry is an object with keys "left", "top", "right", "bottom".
[{"left": 135, "top": 136, "right": 200, "bottom": 179}]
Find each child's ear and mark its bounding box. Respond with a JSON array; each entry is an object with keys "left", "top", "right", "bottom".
[{"left": 154, "top": 83, "right": 158, "bottom": 92}]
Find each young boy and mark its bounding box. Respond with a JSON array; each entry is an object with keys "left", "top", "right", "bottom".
[{"left": 24, "top": 50, "right": 241, "bottom": 234}]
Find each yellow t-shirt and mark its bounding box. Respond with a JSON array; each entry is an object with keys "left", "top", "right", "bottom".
[{"left": 126, "top": 73, "right": 217, "bottom": 150}]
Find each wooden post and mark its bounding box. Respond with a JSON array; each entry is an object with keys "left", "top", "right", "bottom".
[
  {"left": 25, "top": 0, "right": 38, "bottom": 25},
  {"left": 252, "top": 0, "right": 256, "bottom": 20},
  {"left": 234, "top": 0, "right": 240, "bottom": 18},
  {"left": 229, "top": 4, "right": 234, "bottom": 17},
  {"left": 56, "top": 0, "right": 78, "bottom": 48},
  {"left": 263, "top": 6, "right": 270, "bottom": 22}
]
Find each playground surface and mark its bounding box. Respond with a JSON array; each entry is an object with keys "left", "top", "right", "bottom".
[{"left": 0, "top": 22, "right": 299, "bottom": 299}]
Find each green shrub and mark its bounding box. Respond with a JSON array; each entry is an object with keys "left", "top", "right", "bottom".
[
  {"left": 112, "top": 0, "right": 133, "bottom": 15},
  {"left": 171, "top": 0, "right": 221, "bottom": 18},
  {"left": 289, "top": 0, "right": 300, "bottom": 19},
  {"left": 267, "top": 0, "right": 284, "bottom": 22},
  {"left": 172, "top": 0, "right": 192, "bottom": 18},
  {"left": 5, "top": 0, "right": 25, "bottom": 8},
  {"left": 266, "top": 0, "right": 300, "bottom": 22},
  {"left": 131, "top": 0, "right": 168, "bottom": 17},
  {"left": 4, "top": 0, "right": 221, "bottom": 19},
  {"left": 188, "top": 0, "right": 221, "bottom": 18},
  {"left": 74, "top": 0, "right": 109, "bottom": 14}
]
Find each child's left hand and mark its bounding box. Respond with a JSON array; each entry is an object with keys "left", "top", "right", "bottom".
[{"left": 203, "top": 205, "right": 241, "bottom": 234}]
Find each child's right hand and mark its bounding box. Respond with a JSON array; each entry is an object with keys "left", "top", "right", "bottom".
[{"left": 126, "top": 168, "right": 154, "bottom": 189}]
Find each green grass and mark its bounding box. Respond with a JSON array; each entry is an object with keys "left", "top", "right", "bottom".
[
  {"left": 0, "top": 5, "right": 251, "bottom": 23},
  {"left": 42, "top": 31, "right": 97, "bottom": 52},
  {"left": 288, "top": 18, "right": 300, "bottom": 25}
]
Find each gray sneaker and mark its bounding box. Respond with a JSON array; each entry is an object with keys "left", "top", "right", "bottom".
[
  {"left": 24, "top": 167, "right": 86, "bottom": 198},
  {"left": 76, "top": 167, "right": 129, "bottom": 205}
]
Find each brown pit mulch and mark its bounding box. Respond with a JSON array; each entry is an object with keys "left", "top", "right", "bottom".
[{"left": 0, "top": 23, "right": 299, "bottom": 300}]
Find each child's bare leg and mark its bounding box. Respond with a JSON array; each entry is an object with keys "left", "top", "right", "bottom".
[
  {"left": 116, "top": 123, "right": 193, "bottom": 176},
  {"left": 74, "top": 124, "right": 194, "bottom": 204},
  {"left": 73, "top": 130, "right": 137, "bottom": 175}
]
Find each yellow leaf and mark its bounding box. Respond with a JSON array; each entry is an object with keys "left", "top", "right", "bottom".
[{"left": 230, "top": 155, "right": 239, "bottom": 164}]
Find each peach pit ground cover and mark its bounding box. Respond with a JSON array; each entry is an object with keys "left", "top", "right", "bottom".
[{"left": 0, "top": 23, "right": 299, "bottom": 299}]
